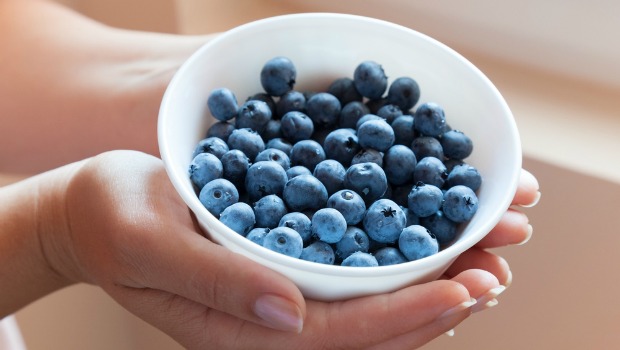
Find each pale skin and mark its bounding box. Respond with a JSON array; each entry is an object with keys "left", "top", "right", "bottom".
[{"left": 0, "top": 0, "right": 541, "bottom": 349}]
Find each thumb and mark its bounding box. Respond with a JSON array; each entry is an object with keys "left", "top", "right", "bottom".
[{"left": 108, "top": 226, "right": 306, "bottom": 334}]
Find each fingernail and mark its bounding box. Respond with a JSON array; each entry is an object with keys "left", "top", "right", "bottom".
[
  {"left": 504, "top": 270, "right": 513, "bottom": 288},
  {"left": 521, "top": 191, "right": 541, "bottom": 208},
  {"left": 517, "top": 225, "right": 533, "bottom": 245},
  {"left": 439, "top": 298, "right": 477, "bottom": 319},
  {"left": 254, "top": 294, "right": 303, "bottom": 333},
  {"left": 472, "top": 286, "right": 506, "bottom": 313},
  {"left": 444, "top": 329, "right": 455, "bottom": 337}
]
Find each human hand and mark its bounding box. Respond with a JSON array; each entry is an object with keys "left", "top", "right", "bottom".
[{"left": 51, "top": 150, "right": 537, "bottom": 349}]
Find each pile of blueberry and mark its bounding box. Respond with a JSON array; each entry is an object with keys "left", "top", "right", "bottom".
[{"left": 189, "top": 57, "right": 481, "bottom": 267}]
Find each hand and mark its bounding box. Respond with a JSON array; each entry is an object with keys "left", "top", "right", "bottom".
[{"left": 50, "top": 150, "right": 538, "bottom": 349}]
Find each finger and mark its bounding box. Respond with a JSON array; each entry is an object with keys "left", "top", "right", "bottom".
[
  {"left": 444, "top": 248, "right": 511, "bottom": 286},
  {"left": 512, "top": 168, "right": 541, "bottom": 207},
  {"left": 112, "top": 279, "right": 476, "bottom": 350},
  {"left": 308, "top": 280, "right": 473, "bottom": 349},
  {"left": 477, "top": 208, "right": 532, "bottom": 248},
  {"left": 367, "top": 268, "right": 501, "bottom": 349}
]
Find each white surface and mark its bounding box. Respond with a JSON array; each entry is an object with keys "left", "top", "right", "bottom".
[
  {"left": 0, "top": 316, "right": 27, "bottom": 350},
  {"left": 158, "top": 13, "right": 521, "bottom": 301}
]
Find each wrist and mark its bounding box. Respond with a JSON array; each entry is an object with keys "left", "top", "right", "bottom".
[{"left": 0, "top": 161, "right": 85, "bottom": 316}]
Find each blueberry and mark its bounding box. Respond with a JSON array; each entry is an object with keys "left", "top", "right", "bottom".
[
  {"left": 374, "top": 247, "right": 408, "bottom": 266},
  {"left": 383, "top": 145, "right": 416, "bottom": 186},
  {"left": 246, "top": 227, "right": 270, "bottom": 245},
  {"left": 255, "top": 148, "right": 291, "bottom": 171},
  {"left": 283, "top": 174, "right": 328, "bottom": 211},
  {"left": 286, "top": 165, "right": 312, "bottom": 180},
  {"left": 391, "top": 115, "right": 416, "bottom": 146},
  {"left": 398, "top": 225, "right": 439, "bottom": 261},
  {"left": 413, "top": 156, "right": 448, "bottom": 188},
  {"left": 227, "top": 128, "right": 265, "bottom": 161},
  {"left": 441, "top": 129, "right": 473, "bottom": 160},
  {"left": 341, "top": 251, "right": 379, "bottom": 267},
  {"left": 335, "top": 226, "right": 370, "bottom": 260},
  {"left": 414, "top": 102, "right": 446, "bottom": 137},
  {"left": 276, "top": 90, "right": 306, "bottom": 118},
  {"left": 420, "top": 210, "right": 458, "bottom": 246},
  {"left": 355, "top": 113, "right": 384, "bottom": 130},
  {"left": 387, "top": 77, "right": 420, "bottom": 111},
  {"left": 339, "top": 101, "right": 370, "bottom": 129},
  {"left": 244, "top": 161, "right": 288, "bottom": 201},
  {"left": 411, "top": 136, "right": 444, "bottom": 161},
  {"left": 311, "top": 208, "right": 347, "bottom": 244},
  {"left": 327, "top": 77, "right": 363, "bottom": 105},
  {"left": 289, "top": 139, "right": 326, "bottom": 172},
  {"left": 246, "top": 92, "right": 277, "bottom": 116},
  {"left": 192, "top": 136, "right": 230, "bottom": 159},
  {"left": 351, "top": 148, "right": 383, "bottom": 167},
  {"left": 407, "top": 182, "right": 444, "bottom": 217},
  {"left": 220, "top": 149, "right": 249, "bottom": 188},
  {"left": 219, "top": 202, "right": 255, "bottom": 235},
  {"left": 260, "top": 119, "right": 283, "bottom": 141},
  {"left": 323, "top": 128, "right": 360, "bottom": 167},
  {"left": 442, "top": 185, "right": 479, "bottom": 222},
  {"left": 236, "top": 99, "right": 272, "bottom": 133},
  {"left": 363, "top": 199, "right": 407, "bottom": 244},
  {"left": 189, "top": 152, "right": 223, "bottom": 190},
  {"left": 199, "top": 178, "right": 239, "bottom": 217},
  {"left": 326, "top": 189, "right": 366, "bottom": 225},
  {"left": 446, "top": 163, "right": 482, "bottom": 192},
  {"left": 279, "top": 212, "right": 312, "bottom": 243},
  {"left": 376, "top": 104, "right": 403, "bottom": 124},
  {"left": 206, "top": 121, "right": 236, "bottom": 142},
  {"left": 365, "top": 97, "right": 389, "bottom": 114},
  {"left": 401, "top": 205, "right": 420, "bottom": 226},
  {"left": 344, "top": 162, "right": 388, "bottom": 204},
  {"left": 305, "top": 92, "right": 342, "bottom": 128},
  {"left": 313, "top": 159, "right": 346, "bottom": 196},
  {"left": 262, "top": 226, "right": 303, "bottom": 258},
  {"left": 207, "top": 87, "right": 238, "bottom": 121},
  {"left": 357, "top": 118, "right": 395, "bottom": 152},
  {"left": 353, "top": 61, "right": 388, "bottom": 99},
  {"left": 265, "top": 137, "right": 293, "bottom": 156},
  {"left": 280, "top": 111, "right": 314, "bottom": 143},
  {"left": 300, "top": 241, "right": 335, "bottom": 265},
  {"left": 391, "top": 183, "right": 414, "bottom": 207},
  {"left": 260, "top": 56, "right": 296, "bottom": 97},
  {"left": 253, "top": 194, "right": 288, "bottom": 228}
]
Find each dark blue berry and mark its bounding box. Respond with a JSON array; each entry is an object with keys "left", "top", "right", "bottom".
[
  {"left": 353, "top": 61, "right": 388, "bottom": 99},
  {"left": 407, "top": 182, "right": 444, "bottom": 217},
  {"left": 207, "top": 87, "right": 238, "bottom": 121},
  {"left": 236, "top": 100, "right": 272, "bottom": 133},
  {"left": 199, "top": 178, "right": 239, "bottom": 217},
  {"left": 245, "top": 161, "right": 288, "bottom": 202},
  {"left": 300, "top": 241, "right": 336, "bottom": 265},
  {"left": 357, "top": 118, "right": 395, "bottom": 152},
  {"left": 441, "top": 130, "right": 473, "bottom": 160},
  {"left": 313, "top": 159, "right": 346, "bottom": 196},
  {"left": 344, "top": 162, "right": 388, "bottom": 204},
  {"left": 289, "top": 139, "right": 326, "bottom": 172},
  {"left": 227, "top": 128, "right": 265, "bottom": 161},
  {"left": 311, "top": 208, "right": 347, "bottom": 244},
  {"left": 341, "top": 251, "right": 379, "bottom": 267},
  {"left": 260, "top": 56, "right": 296, "bottom": 97},
  {"left": 387, "top": 77, "right": 420, "bottom": 111},
  {"left": 189, "top": 152, "right": 223, "bottom": 190},
  {"left": 253, "top": 194, "right": 288, "bottom": 228},
  {"left": 363, "top": 199, "right": 406, "bottom": 244},
  {"left": 262, "top": 226, "right": 303, "bottom": 258},
  {"left": 282, "top": 174, "right": 328, "bottom": 211},
  {"left": 219, "top": 202, "right": 255, "bottom": 235},
  {"left": 442, "top": 185, "right": 479, "bottom": 222},
  {"left": 414, "top": 102, "right": 446, "bottom": 137},
  {"left": 383, "top": 145, "right": 416, "bottom": 186},
  {"left": 305, "top": 92, "right": 342, "bottom": 128},
  {"left": 192, "top": 136, "right": 229, "bottom": 159},
  {"left": 327, "top": 77, "right": 363, "bottom": 105},
  {"left": 280, "top": 111, "right": 314, "bottom": 143},
  {"left": 398, "top": 225, "right": 439, "bottom": 261}
]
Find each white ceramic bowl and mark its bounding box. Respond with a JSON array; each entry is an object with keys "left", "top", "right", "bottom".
[{"left": 158, "top": 13, "right": 522, "bottom": 301}]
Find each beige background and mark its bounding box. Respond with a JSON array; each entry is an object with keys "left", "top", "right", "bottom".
[{"left": 9, "top": 1, "right": 620, "bottom": 349}]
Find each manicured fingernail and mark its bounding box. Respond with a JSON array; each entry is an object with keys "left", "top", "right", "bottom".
[
  {"left": 472, "top": 286, "right": 506, "bottom": 313},
  {"left": 444, "top": 329, "right": 455, "bottom": 337},
  {"left": 504, "top": 270, "right": 513, "bottom": 288},
  {"left": 517, "top": 225, "right": 533, "bottom": 245},
  {"left": 439, "top": 298, "right": 477, "bottom": 319},
  {"left": 521, "top": 191, "right": 541, "bottom": 208},
  {"left": 254, "top": 294, "right": 303, "bottom": 333}
]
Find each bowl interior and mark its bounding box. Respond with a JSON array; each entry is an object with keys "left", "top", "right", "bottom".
[{"left": 158, "top": 13, "right": 521, "bottom": 299}]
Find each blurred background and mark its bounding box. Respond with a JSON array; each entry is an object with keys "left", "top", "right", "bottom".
[{"left": 14, "top": 0, "right": 620, "bottom": 349}]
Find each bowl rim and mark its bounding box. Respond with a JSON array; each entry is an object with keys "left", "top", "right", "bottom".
[{"left": 158, "top": 12, "right": 522, "bottom": 278}]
